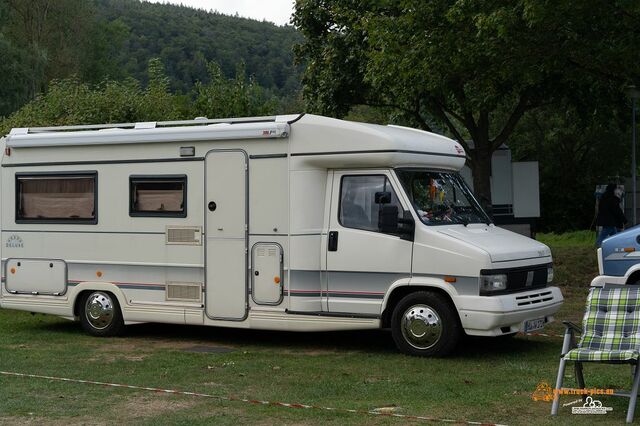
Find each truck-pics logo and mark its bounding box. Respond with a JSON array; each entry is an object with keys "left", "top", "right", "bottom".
[
  {"left": 5, "top": 235, "right": 23, "bottom": 248},
  {"left": 572, "top": 396, "right": 613, "bottom": 415}
]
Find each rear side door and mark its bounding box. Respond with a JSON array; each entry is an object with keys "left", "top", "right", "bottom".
[{"left": 325, "top": 171, "right": 413, "bottom": 315}]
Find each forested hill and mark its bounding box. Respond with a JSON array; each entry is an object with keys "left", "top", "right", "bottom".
[
  {"left": 95, "top": 0, "right": 302, "bottom": 94},
  {"left": 0, "top": 0, "right": 302, "bottom": 117}
]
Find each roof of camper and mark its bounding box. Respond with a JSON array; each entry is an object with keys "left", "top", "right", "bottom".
[{"left": 3, "top": 113, "right": 466, "bottom": 162}]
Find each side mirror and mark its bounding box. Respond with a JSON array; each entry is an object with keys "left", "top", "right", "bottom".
[
  {"left": 375, "top": 191, "right": 392, "bottom": 204},
  {"left": 379, "top": 204, "right": 399, "bottom": 233}
]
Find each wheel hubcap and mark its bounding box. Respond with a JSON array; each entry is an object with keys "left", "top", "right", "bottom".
[
  {"left": 85, "top": 292, "right": 114, "bottom": 330},
  {"left": 401, "top": 304, "right": 442, "bottom": 350}
]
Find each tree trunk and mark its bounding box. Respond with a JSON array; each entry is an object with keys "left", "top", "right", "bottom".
[{"left": 470, "top": 143, "right": 493, "bottom": 217}]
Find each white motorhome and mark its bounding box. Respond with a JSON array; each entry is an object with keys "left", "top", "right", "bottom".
[{"left": 0, "top": 114, "right": 563, "bottom": 356}]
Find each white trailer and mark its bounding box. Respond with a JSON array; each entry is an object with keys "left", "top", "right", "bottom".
[{"left": 0, "top": 114, "right": 563, "bottom": 356}]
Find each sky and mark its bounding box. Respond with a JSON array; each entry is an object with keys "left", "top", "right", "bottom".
[{"left": 144, "top": 0, "right": 296, "bottom": 26}]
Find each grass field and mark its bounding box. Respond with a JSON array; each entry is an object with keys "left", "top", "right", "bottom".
[{"left": 0, "top": 230, "right": 634, "bottom": 425}]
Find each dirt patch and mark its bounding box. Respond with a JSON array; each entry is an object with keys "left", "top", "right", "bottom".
[
  {"left": 86, "top": 353, "right": 147, "bottom": 363},
  {"left": 279, "top": 348, "right": 345, "bottom": 356},
  {"left": 89, "top": 338, "right": 230, "bottom": 354},
  {"left": 115, "top": 393, "right": 200, "bottom": 419},
  {"left": 0, "top": 416, "right": 108, "bottom": 426}
]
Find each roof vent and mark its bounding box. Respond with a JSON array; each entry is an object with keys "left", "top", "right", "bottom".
[
  {"left": 194, "top": 116, "right": 208, "bottom": 120},
  {"left": 134, "top": 122, "right": 156, "bottom": 129}
]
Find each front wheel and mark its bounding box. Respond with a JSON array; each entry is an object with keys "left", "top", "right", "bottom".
[
  {"left": 80, "top": 291, "right": 124, "bottom": 337},
  {"left": 391, "top": 291, "right": 460, "bottom": 357}
]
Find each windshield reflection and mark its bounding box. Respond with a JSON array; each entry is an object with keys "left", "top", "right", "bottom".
[{"left": 396, "top": 169, "right": 491, "bottom": 226}]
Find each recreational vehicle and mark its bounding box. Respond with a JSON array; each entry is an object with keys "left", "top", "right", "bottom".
[{"left": 0, "top": 114, "right": 563, "bottom": 356}]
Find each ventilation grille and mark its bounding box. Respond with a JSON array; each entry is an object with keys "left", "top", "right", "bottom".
[
  {"left": 166, "top": 226, "right": 202, "bottom": 245},
  {"left": 166, "top": 282, "right": 202, "bottom": 302},
  {"left": 257, "top": 247, "right": 278, "bottom": 257},
  {"left": 516, "top": 290, "right": 554, "bottom": 306}
]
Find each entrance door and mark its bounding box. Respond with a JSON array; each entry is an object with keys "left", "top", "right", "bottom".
[
  {"left": 326, "top": 171, "right": 413, "bottom": 315},
  {"left": 205, "top": 150, "right": 248, "bottom": 320}
]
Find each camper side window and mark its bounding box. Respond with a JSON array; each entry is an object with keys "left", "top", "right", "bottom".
[
  {"left": 16, "top": 172, "right": 97, "bottom": 224},
  {"left": 129, "top": 175, "right": 187, "bottom": 217},
  {"left": 339, "top": 175, "right": 403, "bottom": 234}
]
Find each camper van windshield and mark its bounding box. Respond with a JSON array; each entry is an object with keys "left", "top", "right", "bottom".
[{"left": 396, "top": 169, "right": 491, "bottom": 226}]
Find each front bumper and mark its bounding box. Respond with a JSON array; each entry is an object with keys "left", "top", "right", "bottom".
[{"left": 456, "top": 286, "right": 563, "bottom": 336}]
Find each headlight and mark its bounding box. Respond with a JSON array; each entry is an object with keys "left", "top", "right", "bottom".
[
  {"left": 547, "top": 266, "right": 554, "bottom": 283},
  {"left": 480, "top": 274, "right": 507, "bottom": 294}
]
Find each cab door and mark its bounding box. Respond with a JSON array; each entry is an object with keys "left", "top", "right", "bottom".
[{"left": 325, "top": 171, "right": 413, "bottom": 315}]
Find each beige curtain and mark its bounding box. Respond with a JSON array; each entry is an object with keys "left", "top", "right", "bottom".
[
  {"left": 20, "top": 178, "right": 94, "bottom": 219},
  {"left": 136, "top": 189, "right": 183, "bottom": 212}
]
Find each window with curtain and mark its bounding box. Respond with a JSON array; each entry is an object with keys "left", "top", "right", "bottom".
[
  {"left": 130, "top": 175, "right": 187, "bottom": 217},
  {"left": 16, "top": 173, "right": 97, "bottom": 223}
]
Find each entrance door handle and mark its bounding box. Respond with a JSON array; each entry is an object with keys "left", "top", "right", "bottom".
[{"left": 328, "top": 231, "right": 339, "bottom": 252}]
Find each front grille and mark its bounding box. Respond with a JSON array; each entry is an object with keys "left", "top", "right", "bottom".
[
  {"left": 480, "top": 263, "right": 551, "bottom": 295},
  {"left": 506, "top": 267, "right": 548, "bottom": 292}
]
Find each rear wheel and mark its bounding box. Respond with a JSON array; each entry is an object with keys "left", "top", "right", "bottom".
[
  {"left": 391, "top": 291, "right": 460, "bottom": 357},
  {"left": 80, "top": 291, "right": 124, "bottom": 337}
]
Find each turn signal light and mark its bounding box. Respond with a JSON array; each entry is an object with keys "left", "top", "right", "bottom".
[
  {"left": 444, "top": 276, "right": 457, "bottom": 283},
  {"left": 624, "top": 247, "right": 636, "bottom": 253}
]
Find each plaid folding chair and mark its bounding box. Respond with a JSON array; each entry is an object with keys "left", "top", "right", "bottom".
[{"left": 551, "top": 286, "right": 640, "bottom": 423}]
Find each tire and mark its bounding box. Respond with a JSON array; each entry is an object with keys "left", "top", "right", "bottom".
[
  {"left": 80, "top": 291, "right": 124, "bottom": 337},
  {"left": 391, "top": 291, "right": 460, "bottom": 357}
]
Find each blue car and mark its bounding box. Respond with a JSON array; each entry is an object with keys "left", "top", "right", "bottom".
[{"left": 592, "top": 226, "right": 640, "bottom": 286}]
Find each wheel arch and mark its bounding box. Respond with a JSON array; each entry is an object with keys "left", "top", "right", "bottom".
[
  {"left": 627, "top": 268, "right": 640, "bottom": 285},
  {"left": 381, "top": 280, "right": 460, "bottom": 329},
  {"left": 72, "top": 283, "right": 127, "bottom": 318}
]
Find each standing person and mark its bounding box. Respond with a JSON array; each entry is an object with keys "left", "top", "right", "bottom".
[{"left": 596, "top": 184, "right": 628, "bottom": 248}]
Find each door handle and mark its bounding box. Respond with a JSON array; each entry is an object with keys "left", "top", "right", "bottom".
[{"left": 328, "top": 231, "right": 339, "bottom": 252}]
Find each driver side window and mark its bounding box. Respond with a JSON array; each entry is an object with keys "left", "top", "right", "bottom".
[{"left": 339, "top": 175, "right": 403, "bottom": 233}]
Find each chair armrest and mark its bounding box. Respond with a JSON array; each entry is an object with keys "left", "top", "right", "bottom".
[{"left": 562, "top": 321, "right": 582, "bottom": 335}]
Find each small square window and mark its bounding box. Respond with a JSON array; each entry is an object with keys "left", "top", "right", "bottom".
[{"left": 130, "top": 175, "right": 187, "bottom": 217}]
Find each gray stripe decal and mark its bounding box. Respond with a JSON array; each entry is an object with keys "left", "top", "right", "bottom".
[
  {"left": 67, "top": 282, "right": 165, "bottom": 291},
  {"left": 3, "top": 230, "right": 165, "bottom": 235}
]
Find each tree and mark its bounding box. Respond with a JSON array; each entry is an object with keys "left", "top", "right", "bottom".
[
  {"left": 0, "top": 59, "right": 279, "bottom": 135},
  {"left": 190, "top": 61, "right": 277, "bottom": 118},
  {"left": 4, "top": 0, "right": 93, "bottom": 91},
  {"left": 292, "top": 0, "right": 639, "bottom": 210},
  {"left": 509, "top": 97, "right": 628, "bottom": 232}
]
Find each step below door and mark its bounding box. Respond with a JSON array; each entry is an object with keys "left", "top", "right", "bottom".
[{"left": 205, "top": 150, "right": 248, "bottom": 320}]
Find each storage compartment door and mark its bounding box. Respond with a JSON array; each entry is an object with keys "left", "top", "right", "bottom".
[
  {"left": 205, "top": 150, "right": 248, "bottom": 320},
  {"left": 5, "top": 259, "right": 67, "bottom": 295},
  {"left": 251, "top": 243, "right": 283, "bottom": 305}
]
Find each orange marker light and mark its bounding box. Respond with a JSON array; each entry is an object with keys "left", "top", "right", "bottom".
[
  {"left": 274, "top": 276, "right": 281, "bottom": 284},
  {"left": 10, "top": 267, "right": 16, "bottom": 274},
  {"left": 96, "top": 271, "right": 103, "bottom": 278},
  {"left": 444, "top": 276, "right": 457, "bottom": 283},
  {"left": 625, "top": 247, "right": 636, "bottom": 253}
]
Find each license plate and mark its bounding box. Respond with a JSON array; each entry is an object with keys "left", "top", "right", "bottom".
[{"left": 524, "top": 317, "right": 545, "bottom": 332}]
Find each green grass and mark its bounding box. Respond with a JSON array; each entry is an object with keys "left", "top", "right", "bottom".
[
  {"left": 537, "top": 230, "right": 596, "bottom": 248},
  {"left": 0, "top": 235, "right": 632, "bottom": 425}
]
